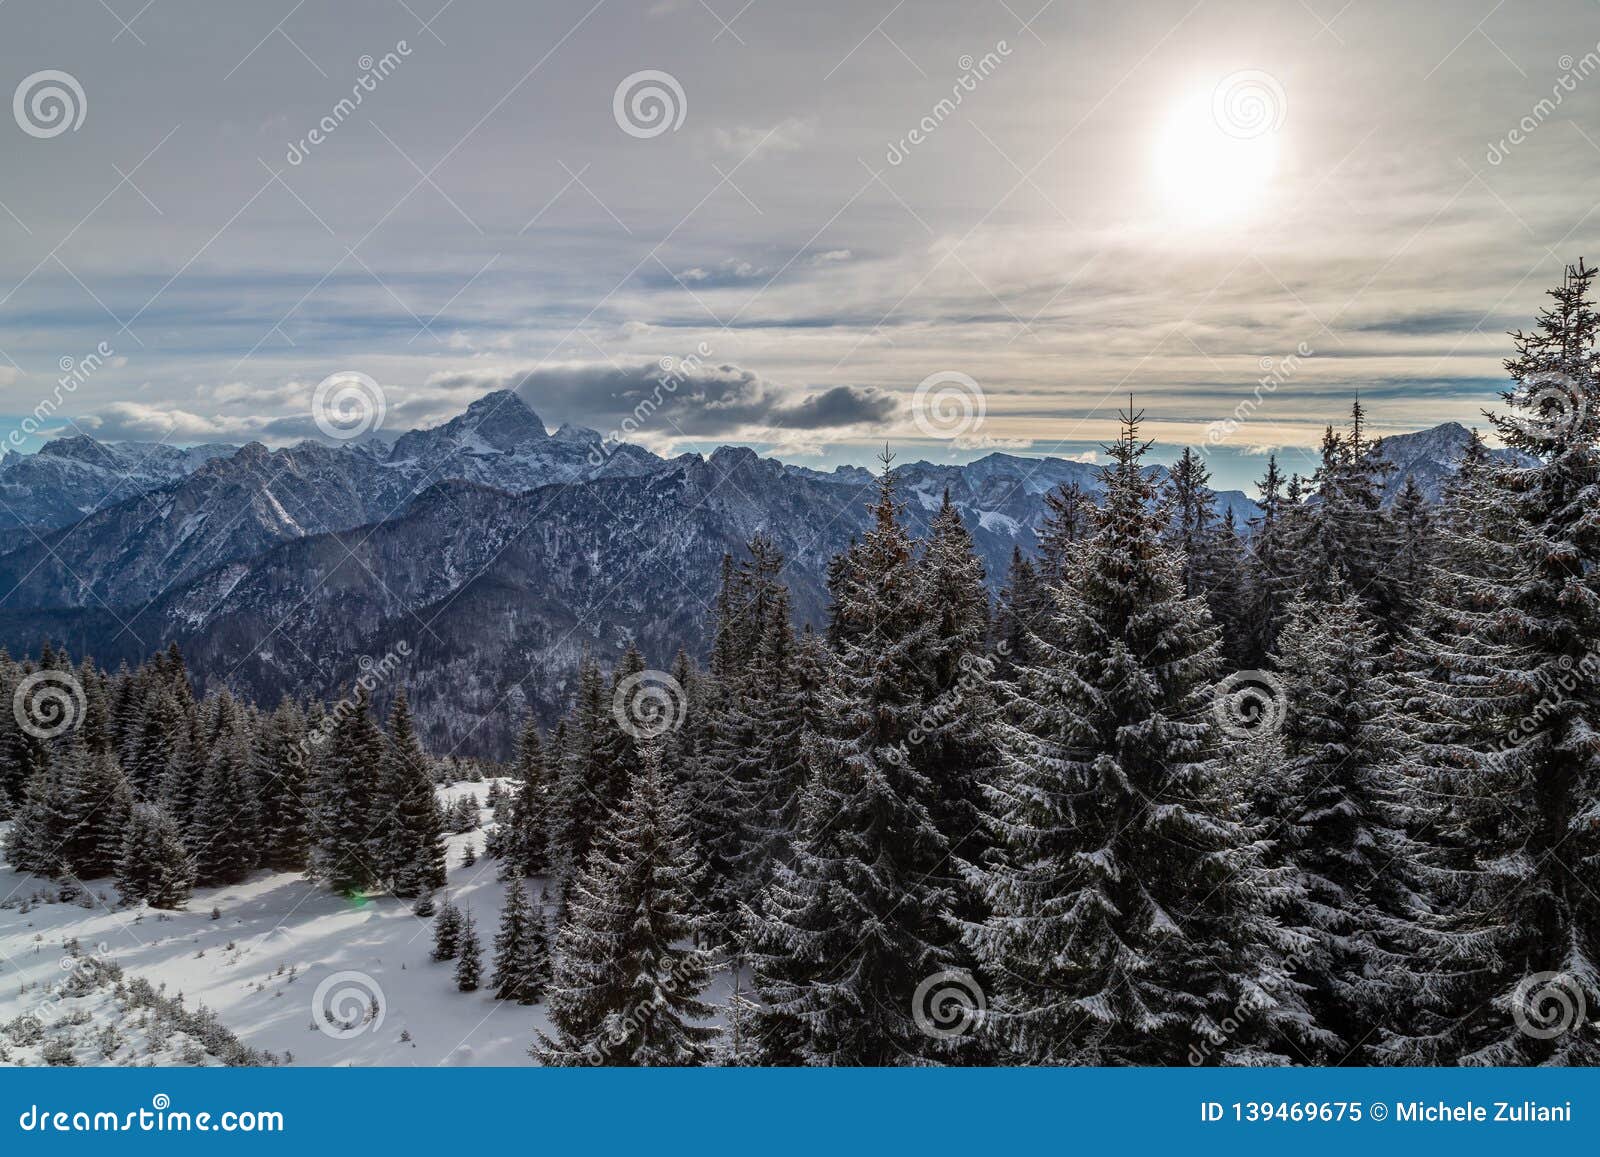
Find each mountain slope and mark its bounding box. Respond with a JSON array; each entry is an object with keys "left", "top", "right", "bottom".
[
  {"left": 1375, "top": 420, "right": 1529, "bottom": 500},
  {"left": 0, "top": 446, "right": 1168, "bottom": 753},
  {"left": 0, "top": 435, "right": 234, "bottom": 533},
  {"left": 0, "top": 394, "right": 661, "bottom": 612}
]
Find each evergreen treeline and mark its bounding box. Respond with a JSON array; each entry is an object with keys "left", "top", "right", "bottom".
[
  {"left": 2, "top": 646, "right": 447, "bottom": 910},
  {"left": 6, "top": 264, "right": 1600, "bottom": 1067}
]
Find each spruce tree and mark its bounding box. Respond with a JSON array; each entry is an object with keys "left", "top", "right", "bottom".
[
  {"left": 550, "top": 657, "right": 608, "bottom": 896},
  {"left": 1297, "top": 401, "right": 1403, "bottom": 628},
  {"left": 313, "top": 686, "right": 385, "bottom": 896},
  {"left": 162, "top": 702, "right": 210, "bottom": 838},
  {"left": 993, "top": 547, "right": 1045, "bottom": 671},
  {"left": 380, "top": 690, "right": 447, "bottom": 897},
  {"left": 117, "top": 803, "right": 195, "bottom": 909},
  {"left": 966, "top": 403, "right": 1327, "bottom": 1065},
  {"left": 1208, "top": 507, "right": 1251, "bottom": 665},
  {"left": 1391, "top": 474, "right": 1434, "bottom": 630},
  {"left": 1244, "top": 453, "right": 1293, "bottom": 661},
  {"left": 685, "top": 539, "right": 788, "bottom": 945},
  {"left": 748, "top": 452, "right": 970, "bottom": 1065},
  {"left": 57, "top": 743, "right": 133, "bottom": 879},
  {"left": 432, "top": 898, "right": 464, "bottom": 961},
  {"left": 496, "top": 716, "right": 553, "bottom": 878},
  {"left": 1036, "top": 479, "right": 1092, "bottom": 584},
  {"left": 915, "top": 490, "right": 996, "bottom": 896},
  {"left": 1271, "top": 589, "right": 1438, "bottom": 1057},
  {"left": 259, "top": 701, "right": 313, "bottom": 872},
  {"left": 5, "top": 761, "right": 69, "bottom": 877},
  {"left": 127, "top": 690, "right": 182, "bottom": 800},
  {"left": 0, "top": 653, "right": 28, "bottom": 817},
  {"left": 456, "top": 910, "right": 483, "bottom": 992},
  {"left": 190, "top": 709, "right": 259, "bottom": 886},
  {"left": 492, "top": 877, "right": 550, "bottom": 1003},
  {"left": 1385, "top": 262, "right": 1600, "bottom": 1064},
  {"left": 595, "top": 645, "right": 649, "bottom": 808},
  {"left": 536, "top": 741, "right": 715, "bottom": 1066},
  {"left": 1160, "top": 445, "right": 1221, "bottom": 600}
]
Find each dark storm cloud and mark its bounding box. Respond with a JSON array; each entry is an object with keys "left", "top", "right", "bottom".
[{"left": 427, "top": 361, "right": 898, "bottom": 436}]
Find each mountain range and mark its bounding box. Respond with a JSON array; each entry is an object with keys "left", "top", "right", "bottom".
[{"left": 0, "top": 392, "right": 1503, "bottom": 755}]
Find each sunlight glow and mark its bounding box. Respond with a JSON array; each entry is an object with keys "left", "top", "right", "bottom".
[{"left": 1153, "top": 82, "right": 1283, "bottom": 226}]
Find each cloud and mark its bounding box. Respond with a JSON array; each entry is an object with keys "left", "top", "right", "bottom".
[
  {"left": 951, "top": 432, "right": 1036, "bottom": 451},
  {"left": 714, "top": 117, "right": 816, "bottom": 156},
  {"left": 197, "top": 380, "right": 308, "bottom": 407},
  {"left": 426, "top": 359, "right": 898, "bottom": 439},
  {"left": 77, "top": 403, "right": 264, "bottom": 443},
  {"left": 666, "top": 259, "right": 770, "bottom": 288}
]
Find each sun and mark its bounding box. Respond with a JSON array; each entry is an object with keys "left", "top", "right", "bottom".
[{"left": 1153, "top": 74, "right": 1285, "bottom": 225}]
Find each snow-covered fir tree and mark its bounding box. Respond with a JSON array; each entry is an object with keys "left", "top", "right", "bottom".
[
  {"left": 492, "top": 876, "right": 551, "bottom": 1004},
  {"left": 537, "top": 741, "right": 716, "bottom": 1066},
  {"left": 965, "top": 403, "right": 1328, "bottom": 1065},
  {"left": 491, "top": 716, "right": 553, "bottom": 878},
  {"left": 1271, "top": 589, "right": 1440, "bottom": 1058},
  {"left": 1384, "top": 262, "right": 1600, "bottom": 1064},
  {"left": 455, "top": 910, "right": 483, "bottom": 992},
  {"left": 993, "top": 546, "right": 1046, "bottom": 671},
  {"left": 312, "top": 686, "right": 385, "bottom": 896},
  {"left": 256, "top": 699, "right": 312, "bottom": 873},
  {"left": 748, "top": 453, "right": 972, "bottom": 1066},
  {"left": 117, "top": 802, "right": 195, "bottom": 910},
  {"left": 189, "top": 704, "right": 258, "bottom": 887},
  {"left": 379, "top": 690, "right": 447, "bottom": 898},
  {"left": 432, "top": 899, "right": 464, "bottom": 961},
  {"left": 1036, "top": 479, "right": 1093, "bottom": 584}
]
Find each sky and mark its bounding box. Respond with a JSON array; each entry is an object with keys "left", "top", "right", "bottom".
[{"left": 1, "top": 0, "right": 1598, "bottom": 489}]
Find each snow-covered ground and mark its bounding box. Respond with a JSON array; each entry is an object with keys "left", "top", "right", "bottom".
[{"left": 0, "top": 779, "right": 721, "bottom": 1067}]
